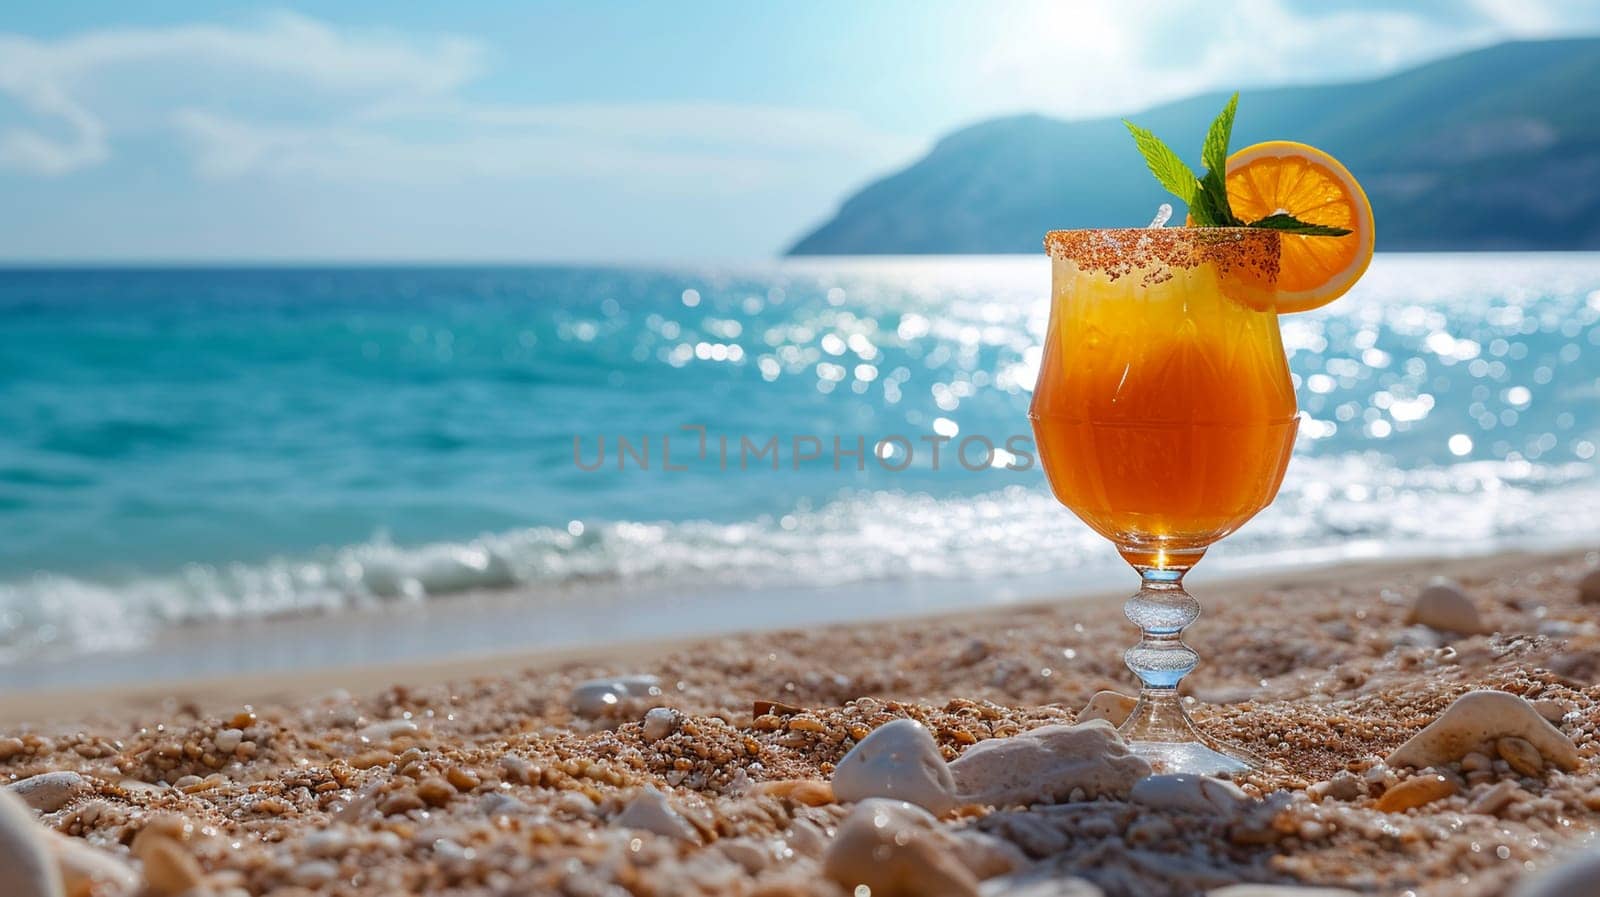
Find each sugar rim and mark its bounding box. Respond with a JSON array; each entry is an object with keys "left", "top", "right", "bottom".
[{"left": 1044, "top": 227, "right": 1281, "bottom": 282}]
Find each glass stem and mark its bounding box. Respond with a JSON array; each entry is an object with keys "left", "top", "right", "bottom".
[{"left": 1119, "top": 562, "right": 1205, "bottom": 744}]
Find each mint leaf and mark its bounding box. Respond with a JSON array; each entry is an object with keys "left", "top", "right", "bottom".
[
  {"left": 1247, "top": 213, "right": 1352, "bottom": 236},
  {"left": 1123, "top": 121, "right": 1198, "bottom": 206},
  {"left": 1202, "top": 93, "right": 1238, "bottom": 180},
  {"left": 1195, "top": 93, "right": 1243, "bottom": 226}
]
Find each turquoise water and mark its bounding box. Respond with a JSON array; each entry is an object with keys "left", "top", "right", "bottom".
[{"left": 1, "top": 255, "right": 1597, "bottom": 662}]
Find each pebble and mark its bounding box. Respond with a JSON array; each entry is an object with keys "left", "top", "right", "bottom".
[
  {"left": 1386, "top": 690, "right": 1579, "bottom": 772},
  {"left": 1498, "top": 736, "right": 1545, "bottom": 777},
  {"left": 1130, "top": 774, "right": 1252, "bottom": 817},
  {"left": 1307, "top": 772, "right": 1363, "bottom": 803},
  {"left": 571, "top": 675, "right": 662, "bottom": 717},
  {"left": 949, "top": 720, "right": 1150, "bottom": 808},
  {"left": 1578, "top": 568, "right": 1600, "bottom": 605},
  {"left": 135, "top": 834, "right": 204, "bottom": 897},
  {"left": 1408, "top": 578, "right": 1485, "bottom": 634},
  {"left": 1511, "top": 845, "right": 1600, "bottom": 897},
  {"left": 1467, "top": 779, "right": 1525, "bottom": 816},
  {"left": 1375, "top": 774, "right": 1457, "bottom": 813},
  {"left": 641, "top": 707, "right": 680, "bottom": 742},
  {"left": 831, "top": 718, "right": 957, "bottom": 814},
  {"left": 821, "top": 799, "right": 980, "bottom": 897},
  {"left": 0, "top": 790, "right": 62, "bottom": 897},
  {"left": 613, "top": 787, "right": 698, "bottom": 842},
  {"left": 1208, "top": 887, "right": 1363, "bottom": 896},
  {"left": 7, "top": 772, "right": 90, "bottom": 813},
  {"left": 213, "top": 729, "right": 244, "bottom": 755},
  {"left": 1077, "top": 691, "right": 1138, "bottom": 727},
  {"left": 51, "top": 833, "right": 139, "bottom": 897},
  {"left": 356, "top": 719, "right": 420, "bottom": 743},
  {"left": 0, "top": 737, "right": 25, "bottom": 761},
  {"left": 981, "top": 870, "right": 1105, "bottom": 896}
]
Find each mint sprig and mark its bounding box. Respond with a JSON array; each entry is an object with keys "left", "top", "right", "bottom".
[{"left": 1123, "top": 92, "right": 1350, "bottom": 237}]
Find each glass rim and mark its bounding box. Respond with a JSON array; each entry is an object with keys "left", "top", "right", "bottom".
[{"left": 1044, "top": 227, "right": 1281, "bottom": 275}]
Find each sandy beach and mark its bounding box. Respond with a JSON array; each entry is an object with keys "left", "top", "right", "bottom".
[{"left": 1, "top": 547, "right": 1597, "bottom": 896}]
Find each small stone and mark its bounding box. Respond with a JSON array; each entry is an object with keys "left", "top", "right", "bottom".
[
  {"left": 416, "top": 777, "right": 454, "bottom": 807},
  {"left": 1375, "top": 774, "right": 1457, "bottom": 813},
  {"left": 1131, "top": 774, "right": 1252, "bottom": 817},
  {"left": 614, "top": 787, "right": 698, "bottom": 842},
  {"left": 1307, "top": 772, "right": 1363, "bottom": 803},
  {"left": 7, "top": 773, "right": 90, "bottom": 813},
  {"left": 1077, "top": 691, "right": 1138, "bottom": 727},
  {"left": 1387, "top": 690, "right": 1579, "bottom": 772},
  {"left": 832, "top": 718, "right": 957, "bottom": 814},
  {"left": 1461, "top": 751, "right": 1493, "bottom": 773},
  {"left": 137, "top": 835, "right": 203, "bottom": 897},
  {"left": 1408, "top": 578, "right": 1485, "bottom": 634},
  {"left": 1467, "top": 779, "right": 1524, "bottom": 816},
  {"left": 0, "top": 737, "right": 25, "bottom": 761},
  {"left": 822, "top": 799, "right": 980, "bottom": 897},
  {"left": 718, "top": 837, "right": 778, "bottom": 874},
  {"left": 445, "top": 767, "right": 480, "bottom": 792},
  {"left": 292, "top": 860, "right": 339, "bottom": 887},
  {"left": 379, "top": 791, "right": 424, "bottom": 816},
  {"left": 1498, "top": 736, "right": 1545, "bottom": 777},
  {"left": 356, "top": 719, "right": 419, "bottom": 743},
  {"left": 1578, "top": 568, "right": 1600, "bottom": 605},
  {"left": 949, "top": 720, "right": 1150, "bottom": 808},
  {"left": 130, "top": 814, "right": 194, "bottom": 860},
  {"left": 641, "top": 707, "right": 679, "bottom": 742},
  {"left": 1208, "top": 887, "right": 1363, "bottom": 896},
  {"left": 1533, "top": 700, "right": 1570, "bottom": 723},
  {"left": 50, "top": 832, "right": 139, "bottom": 897},
  {"left": 0, "top": 790, "right": 62, "bottom": 897},
  {"left": 572, "top": 675, "right": 662, "bottom": 717},
  {"left": 213, "top": 729, "right": 244, "bottom": 755}
]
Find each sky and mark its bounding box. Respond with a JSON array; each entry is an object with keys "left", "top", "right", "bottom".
[{"left": 2, "top": 1, "right": 1598, "bottom": 262}]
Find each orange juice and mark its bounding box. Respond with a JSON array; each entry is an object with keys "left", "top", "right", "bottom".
[{"left": 1029, "top": 228, "right": 1297, "bottom": 568}]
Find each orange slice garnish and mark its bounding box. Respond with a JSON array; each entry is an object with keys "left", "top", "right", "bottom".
[{"left": 1224, "top": 141, "right": 1375, "bottom": 314}]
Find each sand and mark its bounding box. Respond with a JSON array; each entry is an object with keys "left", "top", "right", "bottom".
[{"left": 3, "top": 547, "right": 1600, "bottom": 896}]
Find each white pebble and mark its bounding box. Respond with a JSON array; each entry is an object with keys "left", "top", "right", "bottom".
[
  {"left": 832, "top": 718, "right": 957, "bottom": 814},
  {"left": 1130, "top": 774, "right": 1252, "bottom": 817},
  {"left": 213, "top": 729, "right": 244, "bottom": 754},
  {"left": 613, "top": 787, "right": 698, "bottom": 842},
  {"left": 822, "top": 799, "right": 980, "bottom": 897},
  {"left": 641, "top": 707, "right": 679, "bottom": 742},
  {"left": 572, "top": 675, "right": 662, "bottom": 717},
  {"left": 949, "top": 720, "right": 1150, "bottom": 808},
  {"left": 6, "top": 772, "right": 89, "bottom": 813}
]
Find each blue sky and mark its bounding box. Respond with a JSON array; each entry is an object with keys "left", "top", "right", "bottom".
[{"left": 2, "top": 1, "right": 1597, "bottom": 262}]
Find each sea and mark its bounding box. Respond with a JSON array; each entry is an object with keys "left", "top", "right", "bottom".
[{"left": 2, "top": 254, "right": 1598, "bottom": 680}]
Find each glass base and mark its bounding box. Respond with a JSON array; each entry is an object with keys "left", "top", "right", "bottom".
[
  {"left": 1118, "top": 689, "right": 1266, "bottom": 776},
  {"left": 1126, "top": 739, "right": 1258, "bottom": 776}
]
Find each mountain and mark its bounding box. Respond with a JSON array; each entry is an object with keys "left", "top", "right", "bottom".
[{"left": 787, "top": 38, "right": 1600, "bottom": 254}]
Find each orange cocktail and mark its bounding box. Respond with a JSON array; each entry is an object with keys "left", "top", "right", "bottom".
[{"left": 1029, "top": 228, "right": 1297, "bottom": 570}]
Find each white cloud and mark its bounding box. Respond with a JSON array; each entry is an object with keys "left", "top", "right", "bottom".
[
  {"left": 0, "top": 10, "right": 917, "bottom": 189},
  {"left": 0, "top": 11, "right": 483, "bottom": 175}
]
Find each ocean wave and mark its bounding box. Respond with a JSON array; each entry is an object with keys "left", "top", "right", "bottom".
[{"left": 2, "top": 455, "right": 1595, "bottom": 664}]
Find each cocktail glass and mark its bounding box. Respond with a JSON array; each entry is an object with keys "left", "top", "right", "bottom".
[{"left": 1029, "top": 227, "right": 1297, "bottom": 775}]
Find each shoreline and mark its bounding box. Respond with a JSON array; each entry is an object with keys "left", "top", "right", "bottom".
[{"left": 5, "top": 544, "right": 1587, "bottom": 727}]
